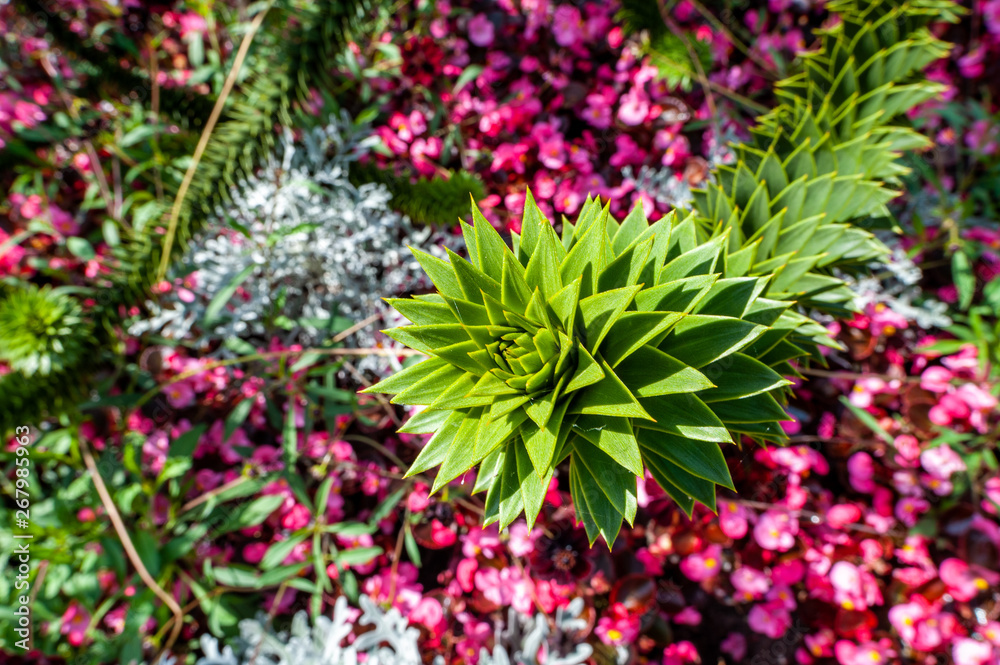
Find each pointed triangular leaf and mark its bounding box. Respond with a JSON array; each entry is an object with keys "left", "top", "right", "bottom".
[
  {"left": 636, "top": 429, "right": 734, "bottom": 490},
  {"left": 362, "top": 357, "right": 444, "bottom": 395},
  {"left": 663, "top": 315, "right": 766, "bottom": 368},
  {"left": 406, "top": 410, "right": 465, "bottom": 477},
  {"left": 578, "top": 285, "right": 642, "bottom": 350},
  {"left": 573, "top": 414, "right": 643, "bottom": 476},
  {"left": 615, "top": 345, "right": 715, "bottom": 397},
  {"left": 569, "top": 360, "right": 652, "bottom": 419}
]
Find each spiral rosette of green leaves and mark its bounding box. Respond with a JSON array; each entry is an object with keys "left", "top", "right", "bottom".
[
  {"left": 366, "top": 193, "right": 794, "bottom": 546},
  {"left": 0, "top": 283, "right": 94, "bottom": 377}
]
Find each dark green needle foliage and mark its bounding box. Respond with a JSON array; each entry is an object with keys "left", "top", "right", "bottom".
[{"left": 365, "top": 194, "right": 794, "bottom": 546}]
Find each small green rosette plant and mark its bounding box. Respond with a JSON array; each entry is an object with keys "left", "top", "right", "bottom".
[
  {"left": 0, "top": 283, "right": 94, "bottom": 377},
  {"left": 365, "top": 193, "right": 794, "bottom": 546}
]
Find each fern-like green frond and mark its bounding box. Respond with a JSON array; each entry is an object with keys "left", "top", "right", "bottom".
[{"left": 349, "top": 162, "right": 486, "bottom": 226}]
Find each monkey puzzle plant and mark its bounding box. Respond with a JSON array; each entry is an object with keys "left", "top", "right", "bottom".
[
  {"left": 365, "top": 194, "right": 793, "bottom": 546},
  {"left": 692, "top": 0, "right": 963, "bottom": 354}
]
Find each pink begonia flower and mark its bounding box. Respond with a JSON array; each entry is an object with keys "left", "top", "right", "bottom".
[
  {"left": 983, "top": 621, "right": 1000, "bottom": 647},
  {"left": 243, "top": 542, "right": 268, "bottom": 565},
  {"left": 804, "top": 629, "right": 836, "bottom": 660},
  {"left": 617, "top": 87, "right": 651, "bottom": 126},
  {"left": 859, "top": 539, "right": 883, "bottom": 565},
  {"left": 720, "top": 633, "right": 747, "bottom": 661},
  {"left": 143, "top": 430, "right": 170, "bottom": 474},
  {"left": 662, "top": 640, "right": 700, "bottom": 665},
  {"left": 506, "top": 521, "right": 539, "bottom": 557},
  {"left": 408, "top": 109, "right": 427, "bottom": 135},
  {"left": 375, "top": 122, "right": 409, "bottom": 154},
  {"left": 847, "top": 452, "right": 876, "bottom": 493},
  {"left": 748, "top": 600, "right": 791, "bottom": 638},
  {"left": 772, "top": 559, "right": 806, "bottom": 586},
  {"left": 463, "top": 525, "right": 501, "bottom": 559},
  {"left": 834, "top": 639, "right": 896, "bottom": 665},
  {"left": 407, "top": 483, "right": 430, "bottom": 513},
  {"left": 411, "top": 134, "right": 440, "bottom": 160},
  {"left": 929, "top": 392, "right": 972, "bottom": 426},
  {"left": 957, "top": 383, "right": 999, "bottom": 432},
  {"left": 595, "top": 602, "right": 641, "bottom": 645},
  {"left": 165, "top": 380, "right": 196, "bottom": 409},
  {"left": 966, "top": 119, "right": 1000, "bottom": 156},
  {"left": 364, "top": 562, "right": 421, "bottom": 609},
  {"left": 410, "top": 597, "right": 446, "bottom": 637},
  {"left": 429, "top": 519, "right": 456, "bottom": 547},
  {"left": 281, "top": 503, "right": 312, "bottom": 530},
  {"left": 987, "top": 0, "right": 1000, "bottom": 35},
  {"left": 888, "top": 600, "right": 932, "bottom": 645},
  {"left": 958, "top": 45, "right": 985, "bottom": 78},
  {"left": 672, "top": 606, "right": 701, "bottom": 625},
  {"left": 940, "top": 558, "right": 998, "bottom": 602},
  {"left": 718, "top": 500, "right": 749, "bottom": 539},
  {"left": 892, "top": 434, "right": 921, "bottom": 464},
  {"left": 938, "top": 344, "right": 978, "bottom": 372},
  {"left": 266, "top": 588, "right": 298, "bottom": 615},
  {"left": 491, "top": 142, "right": 530, "bottom": 174},
  {"left": 581, "top": 94, "right": 613, "bottom": 129},
  {"left": 387, "top": 112, "right": 415, "bottom": 143},
  {"left": 467, "top": 14, "right": 495, "bottom": 47},
  {"left": 0, "top": 228, "right": 27, "bottom": 276},
  {"left": 953, "top": 638, "right": 995, "bottom": 665},
  {"left": 456, "top": 558, "right": 477, "bottom": 592},
  {"left": 49, "top": 205, "right": 79, "bottom": 236},
  {"left": 984, "top": 476, "right": 1000, "bottom": 515},
  {"left": 894, "top": 496, "right": 930, "bottom": 527},
  {"left": 60, "top": 602, "right": 91, "bottom": 646},
  {"left": 920, "top": 444, "right": 966, "bottom": 480},
  {"left": 766, "top": 585, "right": 797, "bottom": 610},
  {"left": 554, "top": 178, "right": 583, "bottom": 214},
  {"left": 636, "top": 547, "right": 664, "bottom": 575},
  {"left": 731, "top": 566, "right": 770, "bottom": 601},
  {"left": 849, "top": 377, "right": 886, "bottom": 408},
  {"left": 504, "top": 190, "right": 526, "bottom": 215},
  {"left": 830, "top": 561, "right": 883, "bottom": 611},
  {"left": 609, "top": 134, "right": 646, "bottom": 168},
  {"left": 827, "top": 504, "right": 862, "bottom": 529},
  {"left": 913, "top": 612, "right": 962, "bottom": 652},
  {"left": 679, "top": 544, "right": 723, "bottom": 582},
  {"left": 921, "top": 366, "right": 953, "bottom": 392},
  {"left": 868, "top": 303, "right": 907, "bottom": 336},
  {"left": 552, "top": 4, "right": 583, "bottom": 47},
  {"left": 754, "top": 510, "right": 798, "bottom": 551},
  {"left": 771, "top": 446, "right": 830, "bottom": 476},
  {"left": 538, "top": 136, "right": 566, "bottom": 169},
  {"left": 104, "top": 605, "right": 127, "bottom": 635}
]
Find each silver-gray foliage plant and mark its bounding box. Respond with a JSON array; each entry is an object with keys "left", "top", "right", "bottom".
[
  {"left": 195, "top": 595, "right": 434, "bottom": 665},
  {"left": 846, "top": 245, "right": 952, "bottom": 329},
  {"left": 194, "top": 595, "right": 594, "bottom": 665},
  {"left": 129, "top": 112, "right": 460, "bottom": 375},
  {"left": 477, "top": 598, "right": 593, "bottom": 665}
]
